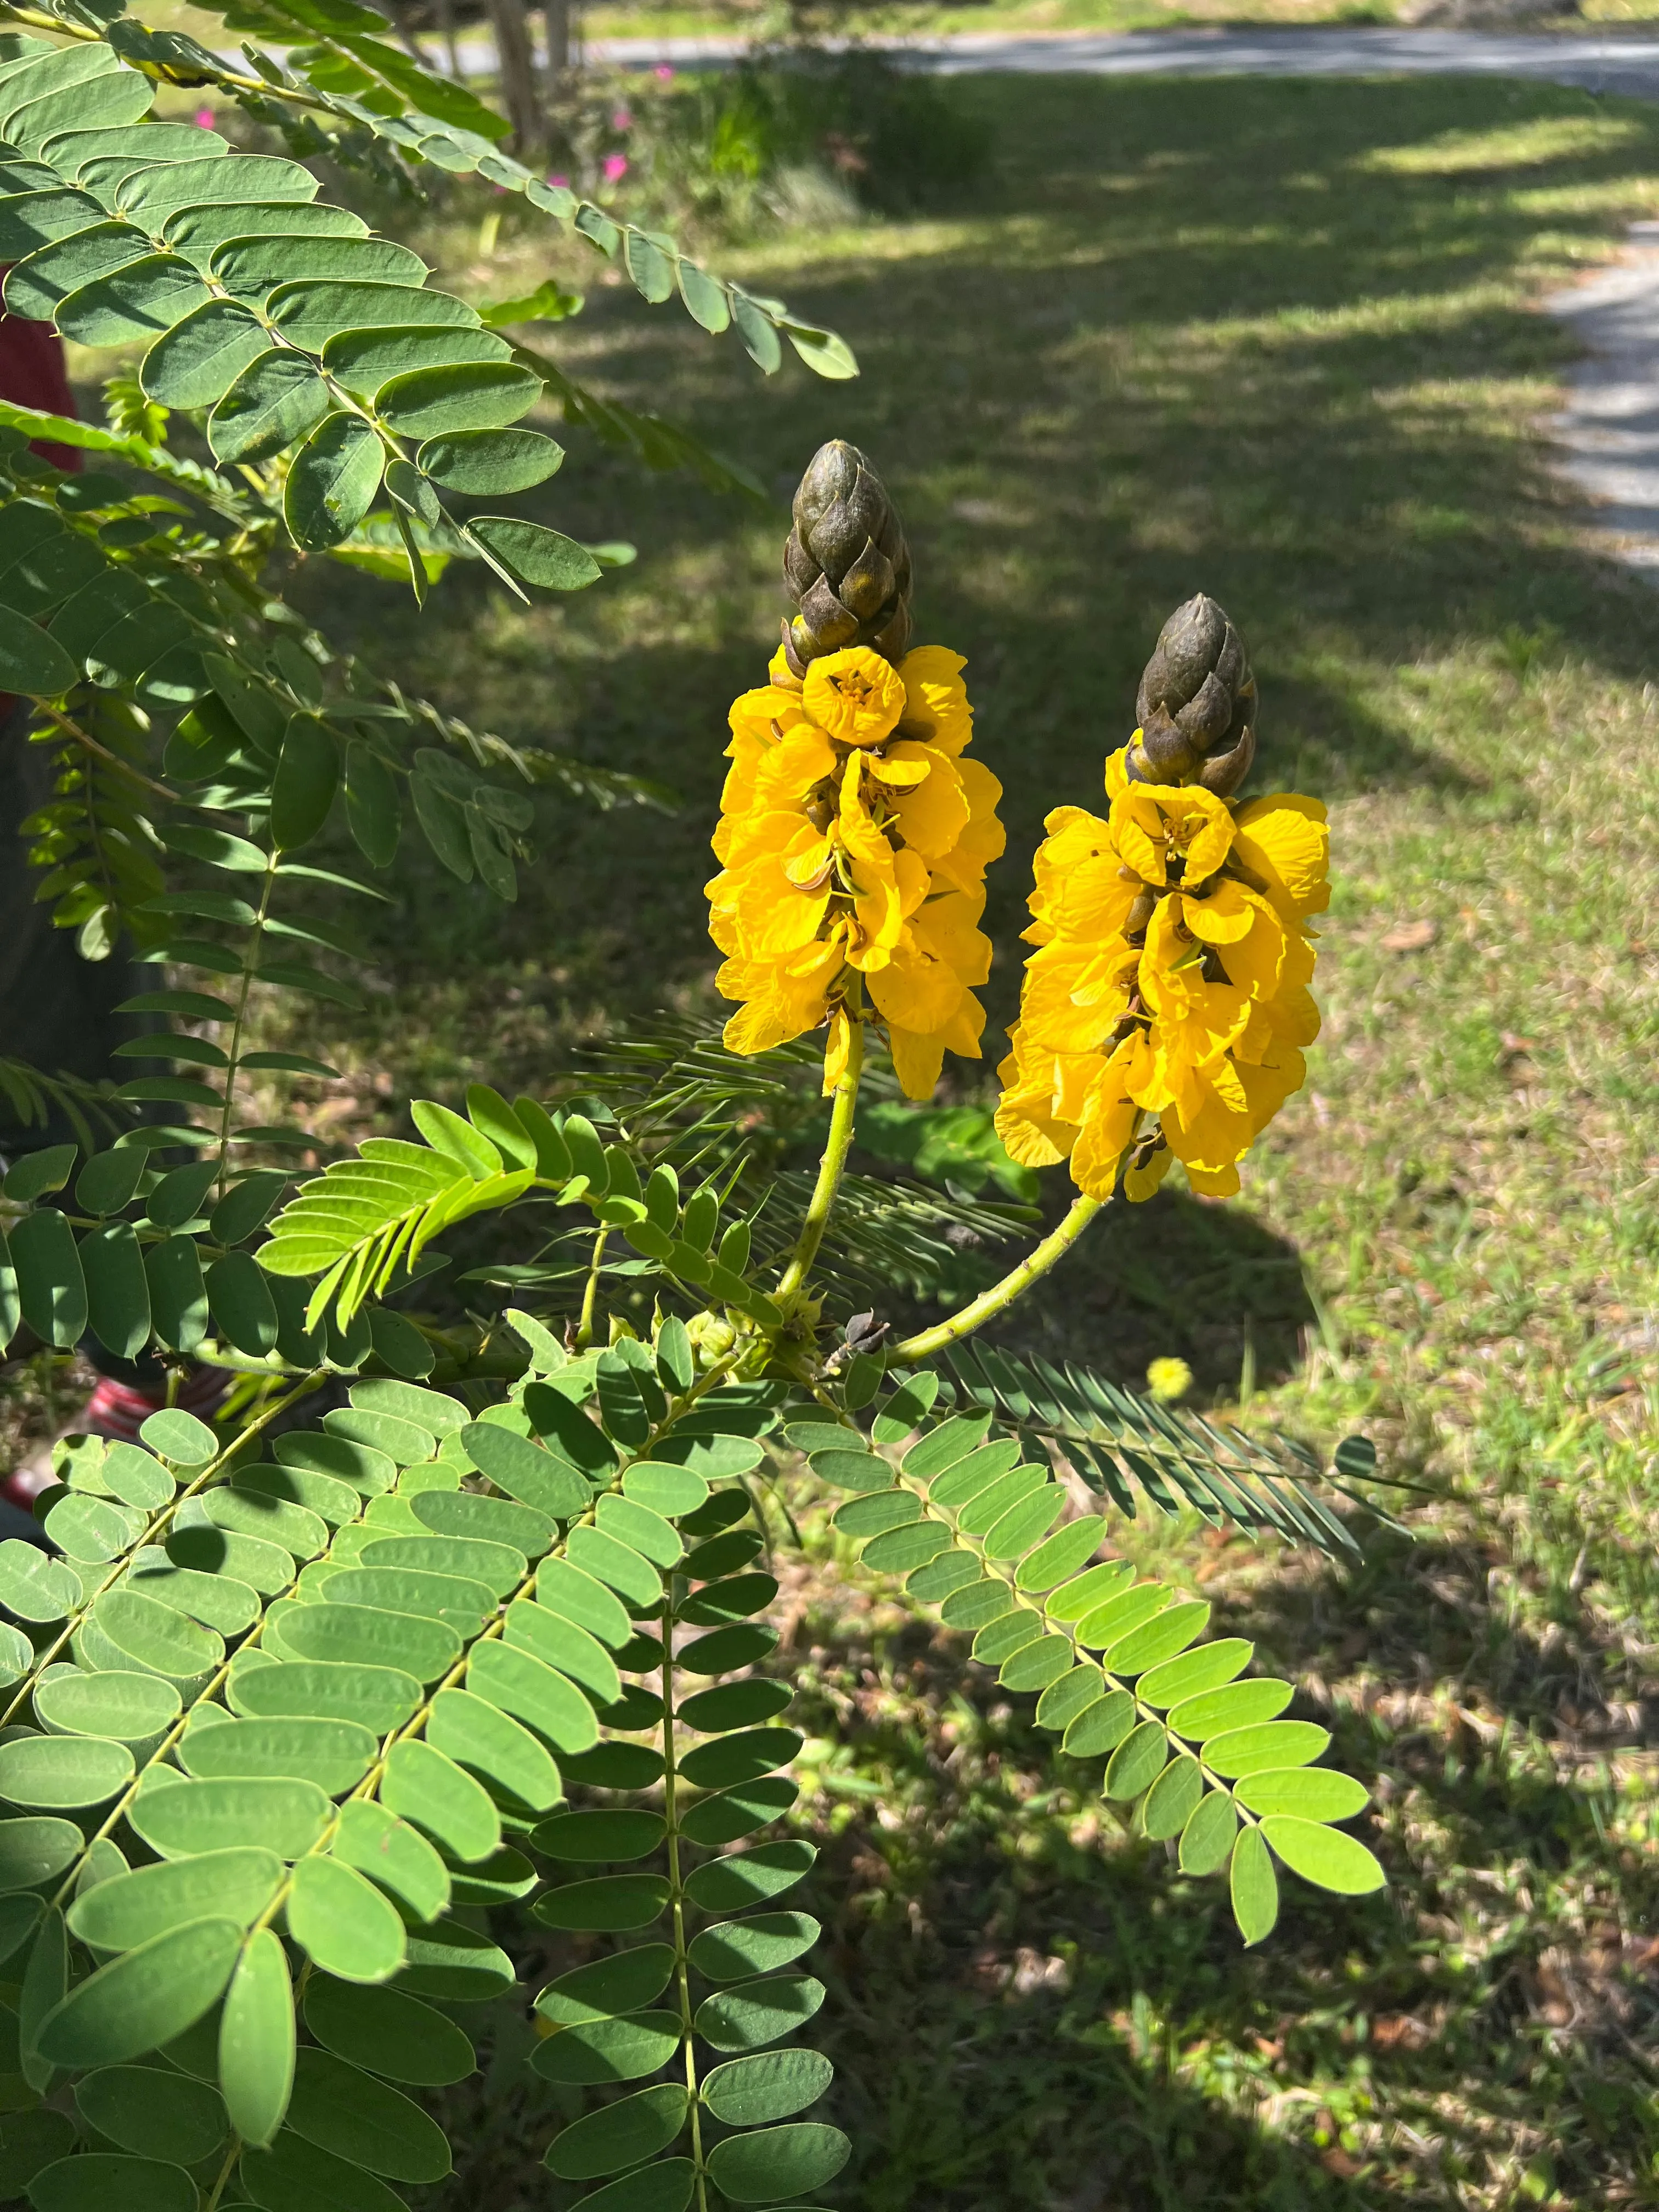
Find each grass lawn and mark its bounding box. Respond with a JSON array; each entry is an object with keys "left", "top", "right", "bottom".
[{"left": 69, "top": 65, "right": 1659, "bottom": 2208}]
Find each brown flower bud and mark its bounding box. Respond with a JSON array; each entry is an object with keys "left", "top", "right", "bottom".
[
  {"left": 1127, "top": 594, "right": 1257, "bottom": 798},
  {"left": 781, "top": 440, "right": 912, "bottom": 678}
]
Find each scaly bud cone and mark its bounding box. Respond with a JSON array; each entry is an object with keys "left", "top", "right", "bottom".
[
  {"left": 1127, "top": 592, "right": 1257, "bottom": 798},
  {"left": 781, "top": 439, "right": 912, "bottom": 679}
]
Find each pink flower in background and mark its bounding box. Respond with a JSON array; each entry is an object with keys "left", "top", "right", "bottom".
[
  {"left": 193, "top": 105, "right": 215, "bottom": 128},
  {"left": 654, "top": 63, "right": 674, "bottom": 80},
  {"left": 612, "top": 108, "right": 632, "bottom": 131},
  {"left": 548, "top": 172, "right": 569, "bottom": 188},
  {"left": 602, "top": 153, "right": 628, "bottom": 183}
]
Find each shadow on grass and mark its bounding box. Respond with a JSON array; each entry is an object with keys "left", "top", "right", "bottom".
[{"left": 280, "top": 75, "right": 1659, "bottom": 1077}]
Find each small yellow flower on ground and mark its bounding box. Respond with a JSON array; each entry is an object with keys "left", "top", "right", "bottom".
[
  {"left": 996, "top": 742, "right": 1327, "bottom": 1201},
  {"left": 709, "top": 643, "right": 1006, "bottom": 1098}
]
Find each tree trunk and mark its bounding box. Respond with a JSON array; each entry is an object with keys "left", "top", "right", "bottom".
[
  {"left": 486, "top": 0, "right": 544, "bottom": 150},
  {"left": 544, "top": 0, "right": 570, "bottom": 96},
  {"left": 436, "top": 0, "right": 461, "bottom": 78}
]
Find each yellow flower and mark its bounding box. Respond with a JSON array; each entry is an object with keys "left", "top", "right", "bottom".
[
  {"left": 802, "top": 646, "right": 907, "bottom": 748},
  {"left": 996, "top": 748, "right": 1327, "bottom": 1201},
  {"left": 710, "top": 643, "right": 1005, "bottom": 1098}
]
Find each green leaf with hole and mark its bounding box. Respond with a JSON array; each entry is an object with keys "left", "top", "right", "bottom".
[
  {"left": 285, "top": 413, "right": 384, "bottom": 552},
  {"left": 1231, "top": 1821, "right": 1279, "bottom": 1944},
  {"left": 36, "top": 1917, "right": 241, "bottom": 2066},
  {"left": 545, "top": 2083, "right": 687, "bottom": 2179},
  {"left": 208, "top": 349, "right": 331, "bottom": 464},
  {"left": 218, "top": 1927, "right": 294, "bottom": 2148}
]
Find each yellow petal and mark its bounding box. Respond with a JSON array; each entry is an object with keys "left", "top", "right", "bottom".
[
  {"left": 889, "top": 1023, "right": 946, "bottom": 1101},
  {"left": 1231, "top": 792, "right": 1330, "bottom": 918},
  {"left": 1124, "top": 1147, "right": 1173, "bottom": 1203},
  {"left": 899, "top": 645, "right": 972, "bottom": 756}
]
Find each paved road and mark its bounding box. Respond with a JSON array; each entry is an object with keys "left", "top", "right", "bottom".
[
  {"left": 460, "top": 24, "right": 1659, "bottom": 98},
  {"left": 451, "top": 22, "right": 1659, "bottom": 578}
]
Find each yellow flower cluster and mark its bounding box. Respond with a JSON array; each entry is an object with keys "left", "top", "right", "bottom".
[
  {"left": 995, "top": 749, "right": 1328, "bottom": 1201},
  {"left": 709, "top": 644, "right": 1005, "bottom": 1099}
]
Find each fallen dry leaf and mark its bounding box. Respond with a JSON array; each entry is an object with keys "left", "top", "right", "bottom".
[{"left": 1381, "top": 918, "right": 1439, "bottom": 952}]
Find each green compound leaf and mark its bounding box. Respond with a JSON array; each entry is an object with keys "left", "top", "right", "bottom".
[
  {"left": 287, "top": 1855, "right": 408, "bottom": 1982},
  {"left": 1230, "top": 1822, "right": 1280, "bottom": 1946},
  {"left": 544, "top": 2083, "right": 688, "bottom": 2179},
  {"left": 426, "top": 1688, "right": 562, "bottom": 1812},
  {"left": 687, "top": 1911, "right": 820, "bottom": 1983},
  {"left": 531, "top": 2010, "right": 682, "bottom": 2085},
  {"left": 1178, "top": 1788, "right": 1238, "bottom": 1876},
  {"left": 27, "top": 2152, "right": 198, "bottom": 2212},
  {"left": 1133, "top": 1726, "right": 1203, "bottom": 1829},
  {"left": 1201, "top": 1721, "right": 1331, "bottom": 1778},
  {"left": 1103, "top": 1720, "right": 1167, "bottom": 1803},
  {"left": 1064, "top": 1693, "right": 1135, "bottom": 1758},
  {"left": 303, "top": 1976, "right": 476, "bottom": 2086},
  {"left": 331, "top": 1801, "right": 450, "bottom": 1924},
  {"left": 1259, "top": 1815, "right": 1386, "bottom": 1894},
  {"left": 178, "top": 1717, "right": 375, "bottom": 1796},
  {"left": 36, "top": 1917, "right": 242, "bottom": 2066},
  {"left": 701, "top": 2046, "right": 834, "bottom": 2126},
  {"left": 66, "top": 1849, "right": 283, "bottom": 1952},
  {"left": 381, "top": 1740, "right": 501, "bottom": 1863},
  {"left": 535, "top": 1945, "right": 675, "bottom": 2025},
  {"left": 285, "top": 2046, "right": 453, "bottom": 2182},
  {"left": 218, "top": 1927, "right": 295, "bottom": 2149},
  {"left": 706, "top": 2121, "right": 851, "bottom": 2205},
  {"left": 694, "top": 1973, "right": 825, "bottom": 2052},
  {"left": 1137, "top": 1639, "right": 1255, "bottom": 1711},
  {"left": 1232, "top": 1768, "right": 1369, "bottom": 1821},
  {"left": 0, "top": 1734, "right": 133, "bottom": 1810},
  {"left": 417, "top": 426, "right": 562, "bottom": 494},
  {"left": 467, "top": 516, "right": 600, "bottom": 593},
  {"left": 533, "top": 1809, "right": 665, "bottom": 1864},
  {"left": 73, "top": 2064, "right": 228, "bottom": 2162},
  {"left": 533, "top": 1874, "right": 670, "bottom": 1933},
  {"left": 239, "top": 2132, "right": 407, "bottom": 2212}
]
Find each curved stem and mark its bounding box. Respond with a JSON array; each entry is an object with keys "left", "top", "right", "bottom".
[
  {"left": 776, "top": 1013, "right": 863, "bottom": 1305},
  {"left": 575, "top": 1226, "right": 607, "bottom": 1350},
  {"left": 887, "top": 1192, "right": 1104, "bottom": 1366}
]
